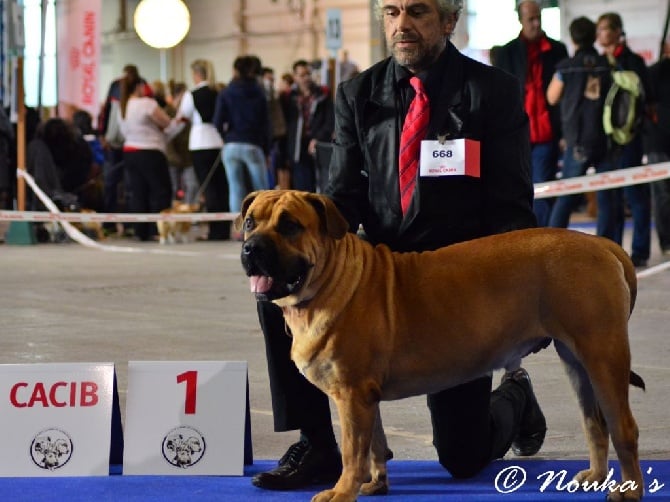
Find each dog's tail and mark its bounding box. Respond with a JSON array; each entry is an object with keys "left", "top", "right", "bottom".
[
  {"left": 630, "top": 370, "right": 646, "bottom": 391},
  {"left": 602, "top": 238, "right": 638, "bottom": 316}
]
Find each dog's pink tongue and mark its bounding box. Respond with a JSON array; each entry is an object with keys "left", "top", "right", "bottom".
[{"left": 250, "top": 276, "right": 273, "bottom": 294}]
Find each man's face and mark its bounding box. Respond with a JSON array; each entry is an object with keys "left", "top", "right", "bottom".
[
  {"left": 263, "top": 71, "right": 275, "bottom": 91},
  {"left": 382, "top": 0, "right": 454, "bottom": 73},
  {"left": 519, "top": 1, "right": 542, "bottom": 42},
  {"left": 596, "top": 20, "right": 620, "bottom": 49},
  {"left": 293, "top": 65, "right": 312, "bottom": 92}
]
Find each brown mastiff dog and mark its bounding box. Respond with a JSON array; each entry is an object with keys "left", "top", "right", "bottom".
[{"left": 236, "top": 190, "right": 645, "bottom": 502}]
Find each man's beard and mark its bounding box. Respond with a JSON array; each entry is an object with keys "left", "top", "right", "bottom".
[{"left": 390, "top": 35, "right": 445, "bottom": 72}]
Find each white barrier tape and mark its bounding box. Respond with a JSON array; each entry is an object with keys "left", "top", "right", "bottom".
[
  {"left": 0, "top": 209, "right": 238, "bottom": 223},
  {"left": 7, "top": 169, "right": 239, "bottom": 224},
  {"left": 13, "top": 170, "right": 239, "bottom": 255},
  {"left": 5, "top": 168, "right": 670, "bottom": 277},
  {"left": 534, "top": 162, "right": 670, "bottom": 199},
  {"left": 4, "top": 163, "right": 670, "bottom": 223},
  {"left": 17, "top": 169, "right": 100, "bottom": 248}
]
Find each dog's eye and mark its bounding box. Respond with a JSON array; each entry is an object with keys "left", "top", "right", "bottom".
[
  {"left": 276, "top": 216, "right": 303, "bottom": 237},
  {"left": 243, "top": 217, "right": 255, "bottom": 232}
]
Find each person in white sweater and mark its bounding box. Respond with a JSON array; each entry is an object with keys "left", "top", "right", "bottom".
[{"left": 119, "top": 73, "right": 173, "bottom": 241}]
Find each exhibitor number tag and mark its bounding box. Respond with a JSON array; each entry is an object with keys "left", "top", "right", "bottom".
[{"left": 419, "top": 138, "right": 481, "bottom": 178}]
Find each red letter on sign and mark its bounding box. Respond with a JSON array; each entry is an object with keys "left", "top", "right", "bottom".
[
  {"left": 10, "top": 382, "right": 28, "bottom": 408},
  {"left": 80, "top": 381, "right": 99, "bottom": 406},
  {"left": 29, "top": 383, "right": 49, "bottom": 407},
  {"left": 177, "top": 370, "right": 197, "bottom": 415},
  {"left": 49, "top": 381, "right": 67, "bottom": 407}
]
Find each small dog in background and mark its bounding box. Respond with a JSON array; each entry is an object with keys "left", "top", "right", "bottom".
[
  {"left": 157, "top": 201, "right": 199, "bottom": 244},
  {"left": 77, "top": 209, "right": 105, "bottom": 241}
]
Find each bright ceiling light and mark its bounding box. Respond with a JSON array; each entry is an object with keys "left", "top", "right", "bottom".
[{"left": 134, "top": 0, "right": 190, "bottom": 49}]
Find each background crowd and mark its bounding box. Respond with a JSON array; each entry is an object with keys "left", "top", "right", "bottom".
[{"left": 0, "top": 2, "right": 668, "bottom": 261}]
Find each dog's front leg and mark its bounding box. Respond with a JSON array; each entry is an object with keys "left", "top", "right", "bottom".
[
  {"left": 361, "top": 405, "right": 390, "bottom": 495},
  {"left": 312, "top": 389, "right": 377, "bottom": 502}
]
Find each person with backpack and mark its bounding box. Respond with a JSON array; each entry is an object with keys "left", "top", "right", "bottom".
[
  {"left": 546, "top": 17, "right": 619, "bottom": 240},
  {"left": 596, "top": 12, "right": 653, "bottom": 267}
]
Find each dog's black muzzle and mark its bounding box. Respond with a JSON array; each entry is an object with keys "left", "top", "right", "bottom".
[{"left": 241, "top": 233, "right": 311, "bottom": 301}]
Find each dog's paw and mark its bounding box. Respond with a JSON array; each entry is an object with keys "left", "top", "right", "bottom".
[
  {"left": 360, "top": 477, "right": 389, "bottom": 495},
  {"left": 605, "top": 484, "right": 643, "bottom": 502},
  {"left": 311, "top": 489, "right": 356, "bottom": 502},
  {"left": 606, "top": 491, "right": 642, "bottom": 502},
  {"left": 574, "top": 468, "right": 606, "bottom": 484}
]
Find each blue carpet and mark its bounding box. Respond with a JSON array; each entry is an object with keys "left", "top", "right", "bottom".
[{"left": 0, "top": 460, "right": 668, "bottom": 501}]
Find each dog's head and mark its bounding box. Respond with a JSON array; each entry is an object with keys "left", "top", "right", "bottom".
[{"left": 235, "top": 190, "right": 349, "bottom": 305}]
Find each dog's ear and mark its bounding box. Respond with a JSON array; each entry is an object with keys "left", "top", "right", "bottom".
[
  {"left": 235, "top": 191, "right": 260, "bottom": 231},
  {"left": 306, "top": 193, "right": 349, "bottom": 239}
]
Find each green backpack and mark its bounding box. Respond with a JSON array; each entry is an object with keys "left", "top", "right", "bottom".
[{"left": 602, "top": 70, "right": 645, "bottom": 146}]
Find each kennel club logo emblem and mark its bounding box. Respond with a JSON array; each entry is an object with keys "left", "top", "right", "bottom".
[
  {"left": 30, "top": 428, "right": 74, "bottom": 471},
  {"left": 161, "top": 426, "right": 206, "bottom": 468}
]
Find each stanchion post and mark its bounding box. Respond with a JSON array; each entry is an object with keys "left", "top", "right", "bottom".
[
  {"left": 16, "top": 55, "right": 25, "bottom": 212},
  {"left": 5, "top": 55, "right": 36, "bottom": 245}
]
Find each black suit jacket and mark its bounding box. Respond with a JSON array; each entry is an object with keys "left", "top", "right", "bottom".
[
  {"left": 325, "top": 42, "right": 536, "bottom": 253},
  {"left": 494, "top": 34, "right": 568, "bottom": 143}
]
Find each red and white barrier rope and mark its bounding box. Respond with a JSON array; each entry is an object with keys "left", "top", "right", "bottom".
[
  {"left": 3, "top": 162, "right": 669, "bottom": 224},
  {"left": 534, "top": 162, "right": 670, "bottom": 199},
  {"left": 3, "top": 166, "right": 670, "bottom": 274}
]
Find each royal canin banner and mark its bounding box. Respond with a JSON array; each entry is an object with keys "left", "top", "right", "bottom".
[{"left": 56, "top": 0, "right": 101, "bottom": 120}]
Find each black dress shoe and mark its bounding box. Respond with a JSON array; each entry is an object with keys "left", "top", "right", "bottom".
[
  {"left": 251, "top": 440, "right": 342, "bottom": 490},
  {"left": 501, "top": 368, "right": 547, "bottom": 456}
]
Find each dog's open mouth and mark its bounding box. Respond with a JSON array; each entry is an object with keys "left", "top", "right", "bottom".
[
  {"left": 250, "top": 275, "right": 274, "bottom": 294},
  {"left": 249, "top": 272, "right": 306, "bottom": 300}
]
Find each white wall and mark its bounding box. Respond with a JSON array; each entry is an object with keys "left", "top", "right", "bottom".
[{"left": 99, "top": 0, "right": 372, "bottom": 95}]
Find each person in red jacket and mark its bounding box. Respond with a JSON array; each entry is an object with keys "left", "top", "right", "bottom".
[{"left": 494, "top": 0, "right": 568, "bottom": 227}]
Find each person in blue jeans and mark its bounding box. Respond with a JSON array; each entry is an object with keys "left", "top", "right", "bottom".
[
  {"left": 213, "top": 55, "right": 270, "bottom": 216},
  {"left": 494, "top": 1, "right": 568, "bottom": 226},
  {"left": 545, "top": 16, "right": 621, "bottom": 240},
  {"left": 596, "top": 12, "right": 652, "bottom": 267}
]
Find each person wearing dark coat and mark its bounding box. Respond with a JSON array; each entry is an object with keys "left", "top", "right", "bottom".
[
  {"left": 643, "top": 41, "right": 670, "bottom": 256},
  {"left": 252, "top": 0, "right": 546, "bottom": 492},
  {"left": 213, "top": 55, "right": 270, "bottom": 214},
  {"left": 493, "top": 0, "right": 568, "bottom": 227},
  {"left": 279, "top": 60, "right": 334, "bottom": 193}
]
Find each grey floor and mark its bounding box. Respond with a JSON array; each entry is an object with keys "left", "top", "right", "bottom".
[{"left": 1, "top": 222, "right": 669, "bottom": 463}]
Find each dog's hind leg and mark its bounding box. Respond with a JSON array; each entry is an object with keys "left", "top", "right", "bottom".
[
  {"left": 556, "top": 340, "right": 643, "bottom": 501},
  {"left": 360, "top": 405, "right": 390, "bottom": 495},
  {"left": 554, "top": 341, "right": 610, "bottom": 484},
  {"left": 583, "top": 357, "right": 643, "bottom": 501}
]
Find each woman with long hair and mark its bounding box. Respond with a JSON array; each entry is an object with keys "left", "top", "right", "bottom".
[{"left": 118, "top": 71, "right": 173, "bottom": 241}]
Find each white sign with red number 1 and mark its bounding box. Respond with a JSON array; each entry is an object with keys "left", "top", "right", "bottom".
[{"left": 123, "top": 361, "right": 248, "bottom": 475}]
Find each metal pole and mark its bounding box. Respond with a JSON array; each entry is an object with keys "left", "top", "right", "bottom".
[
  {"left": 37, "top": 0, "right": 47, "bottom": 115},
  {"left": 160, "top": 48, "right": 167, "bottom": 83},
  {"left": 16, "top": 55, "right": 25, "bottom": 211}
]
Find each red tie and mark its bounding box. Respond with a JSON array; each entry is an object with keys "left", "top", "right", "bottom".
[{"left": 399, "top": 76, "right": 430, "bottom": 215}]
